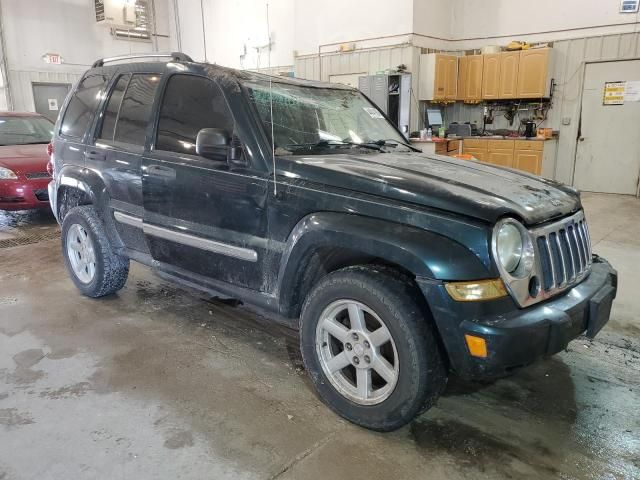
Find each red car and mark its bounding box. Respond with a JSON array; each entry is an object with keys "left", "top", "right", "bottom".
[{"left": 0, "top": 112, "right": 54, "bottom": 211}]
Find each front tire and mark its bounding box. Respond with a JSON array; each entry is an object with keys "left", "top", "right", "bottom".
[
  {"left": 300, "top": 266, "right": 447, "bottom": 431},
  {"left": 61, "top": 205, "right": 129, "bottom": 297}
]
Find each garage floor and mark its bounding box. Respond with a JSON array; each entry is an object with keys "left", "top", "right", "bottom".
[{"left": 1, "top": 193, "right": 638, "bottom": 480}]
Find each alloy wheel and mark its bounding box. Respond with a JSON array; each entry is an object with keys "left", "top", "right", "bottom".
[{"left": 315, "top": 299, "right": 399, "bottom": 405}]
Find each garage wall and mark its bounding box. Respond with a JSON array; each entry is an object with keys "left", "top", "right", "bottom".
[
  {"left": 450, "top": 0, "right": 640, "bottom": 49},
  {"left": 0, "top": 0, "right": 171, "bottom": 112},
  {"left": 168, "top": 0, "right": 416, "bottom": 69},
  {"left": 168, "top": 0, "right": 295, "bottom": 70}
]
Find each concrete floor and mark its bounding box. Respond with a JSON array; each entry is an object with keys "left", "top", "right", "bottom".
[{"left": 0, "top": 193, "right": 638, "bottom": 480}]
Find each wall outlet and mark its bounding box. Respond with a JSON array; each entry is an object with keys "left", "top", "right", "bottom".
[{"left": 562, "top": 117, "right": 571, "bottom": 125}]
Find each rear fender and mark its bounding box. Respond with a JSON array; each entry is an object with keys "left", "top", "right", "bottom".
[{"left": 56, "top": 165, "right": 124, "bottom": 249}]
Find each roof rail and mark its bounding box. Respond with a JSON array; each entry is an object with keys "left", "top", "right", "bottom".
[{"left": 91, "top": 52, "right": 193, "bottom": 68}]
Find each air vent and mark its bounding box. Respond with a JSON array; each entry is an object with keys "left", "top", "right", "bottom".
[{"left": 620, "top": 0, "right": 639, "bottom": 13}]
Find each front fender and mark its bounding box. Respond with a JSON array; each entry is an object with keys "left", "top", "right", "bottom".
[{"left": 277, "top": 212, "right": 491, "bottom": 294}]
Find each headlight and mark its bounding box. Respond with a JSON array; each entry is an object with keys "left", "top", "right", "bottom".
[
  {"left": 493, "top": 218, "right": 534, "bottom": 278},
  {"left": 0, "top": 167, "right": 18, "bottom": 180},
  {"left": 496, "top": 223, "right": 523, "bottom": 273}
]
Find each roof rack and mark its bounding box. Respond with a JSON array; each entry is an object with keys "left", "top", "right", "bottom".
[{"left": 91, "top": 52, "right": 193, "bottom": 68}]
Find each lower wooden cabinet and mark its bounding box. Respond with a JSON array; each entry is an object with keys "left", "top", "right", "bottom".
[
  {"left": 462, "top": 138, "right": 546, "bottom": 175},
  {"left": 488, "top": 150, "right": 514, "bottom": 168},
  {"left": 462, "top": 147, "right": 488, "bottom": 162},
  {"left": 514, "top": 150, "right": 543, "bottom": 174}
]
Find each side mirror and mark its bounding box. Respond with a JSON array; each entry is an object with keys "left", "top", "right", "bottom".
[{"left": 196, "top": 128, "right": 230, "bottom": 160}]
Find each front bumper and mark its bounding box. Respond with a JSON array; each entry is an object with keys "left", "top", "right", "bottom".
[
  {"left": 418, "top": 256, "right": 617, "bottom": 380},
  {"left": 0, "top": 177, "right": 51, "bottom": 211}
]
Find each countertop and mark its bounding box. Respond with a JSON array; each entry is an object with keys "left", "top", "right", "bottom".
[{"left": 409, "top": 136, "right": 556, "bottom": 142}]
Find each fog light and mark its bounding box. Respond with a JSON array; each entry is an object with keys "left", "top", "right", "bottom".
[
  {"left": 444, "top": 279, "right": 508, "bottom": 302},
  {"left": 464, "top": 334, "right": 488, "bottom": 358}
]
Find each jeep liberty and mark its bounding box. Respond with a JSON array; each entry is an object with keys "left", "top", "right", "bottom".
[{"left": 48, "top": 53, "right": 617, "bottom": 431}]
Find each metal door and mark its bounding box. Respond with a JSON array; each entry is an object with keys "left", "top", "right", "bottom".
[
  {"left": 141, "top": 73, "right": 269, "bottom": 292},
  {"left": 32, "top": 83, "right": 71, "bottom": 122},
  {"left": 371, "top": 75, "right": 388, "bottom": 114},
  {"left": 574, "top": 60, "right": 640, "bottom": 195}
]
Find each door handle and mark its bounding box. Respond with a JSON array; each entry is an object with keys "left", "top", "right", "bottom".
[
  {"left": 146, "top": 164, "right": 176, "bottom": 179},
  {"left": 579, "top": 137, "right": 585, "bottom": 142},
  {"left": 85, "top": 150, "right": 106, "bottom": 161}
]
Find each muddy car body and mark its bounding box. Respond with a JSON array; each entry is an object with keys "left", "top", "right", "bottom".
[{"left": 48, "top": 53, "right": 617, "bottom": 431}]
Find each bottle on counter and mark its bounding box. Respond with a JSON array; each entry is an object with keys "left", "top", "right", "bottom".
[
  {"left": 426, "top": 128, "right": 432, "bottom": 140},
  {"left": 438, "top": 126, "right": 446, "bottom": 138}
]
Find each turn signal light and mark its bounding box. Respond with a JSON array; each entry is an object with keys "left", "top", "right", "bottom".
[
  {"left": 46, "top": 142, "right": 54, "bottom": 157},
  {"left": 464, "top": 334, "right": 488, "bottom": 358},
  {"left": 444, "top": 278, "right": 508, "bottom": 302}
]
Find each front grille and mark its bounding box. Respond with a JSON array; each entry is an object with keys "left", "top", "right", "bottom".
[
  {"left": 33, "top": 189, "right": 49, "bottom": 202},
  {"left": 25, "top": 172, "right": 51, "bottom": 180},
  {"left": 534, "top": 212, "right": 591, "bottom": 292}
]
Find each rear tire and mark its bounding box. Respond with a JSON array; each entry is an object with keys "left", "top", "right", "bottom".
[
  {"left": 61, "top": 205, "right": 129, "bottom": 297},
  {"left": 300, "top": 265, "right": 447, "bottom": 431}
]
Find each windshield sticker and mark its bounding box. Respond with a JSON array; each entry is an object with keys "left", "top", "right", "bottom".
[{"left": 363, "top": 107, "right": 384, "bottom": 119}]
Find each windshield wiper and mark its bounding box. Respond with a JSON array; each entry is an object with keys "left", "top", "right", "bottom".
[
  {"left": 285, "top": 140, "right": 382, "bottom": 152},
  {"left": 367, "top": 139, "right": 417, "bottom": 150}
]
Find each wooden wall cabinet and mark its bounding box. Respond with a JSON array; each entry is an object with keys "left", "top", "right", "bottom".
[
  {"left": 457, "top": 56, "right": 468, "bottom": 101},
  {"left": 517, "top": 48, "right": 553, "bottom": 98},
  {"left": 481, "top": 54, "right": 501, "bottom": 99},
  {"left": 460, "top": 55, "right": 483, "bottom": 102},
  {"left": 419, "top": 53, "right": 458, "bottom": 101},
  {"left": 498, "top": 51, "right": 519, "bottom": 99}
]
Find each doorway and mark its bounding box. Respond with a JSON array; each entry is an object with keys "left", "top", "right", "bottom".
[
  {"left": 32, "top": 82, "right": 71, "bottom": 122},
  {"left": 573, "top": 60, "right": 640, "bottom": 195}
]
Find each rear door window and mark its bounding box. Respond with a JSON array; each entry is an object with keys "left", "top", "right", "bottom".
[
  {"left": 98, "top": 74, "right": 130, "bottom": 141},
  {"left": 60, "top": 75, "right": 108, "bottom": 138},
  {"left": 112, "top": 74, "right": 162, "bottom": 146},
  {"left": 155, "top": 74, "right": 233, "bottom": 155}
]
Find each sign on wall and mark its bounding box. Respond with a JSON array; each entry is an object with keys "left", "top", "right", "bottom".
[
  {"left": 603, "top": 81, "right": 640, "bottom": 104},
  {"left": 42, "top": 53, "right": 63, "bottom": 65},
  {"left": 603, "top": 81, "right": 626, "bottom": 105}
]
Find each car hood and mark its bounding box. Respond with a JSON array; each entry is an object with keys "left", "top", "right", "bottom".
[
  {"left": 276, "top": 152, "right": 581, "bottom": 225},
  {"left": 0, "top": 144, "right": 49, "bottom": 175}
]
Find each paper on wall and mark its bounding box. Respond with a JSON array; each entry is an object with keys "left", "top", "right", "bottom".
[
  {"left": 363, "top": 107, "right": 384, "bottom": 119},
  {"left": 624, "top": 81, "right": 640, "bottom": 102}
]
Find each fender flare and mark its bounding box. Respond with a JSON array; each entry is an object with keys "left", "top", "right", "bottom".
[
  {"left": 276, "top": 212, "right": 490, "bottom": 313},
  {"left": 56, "top": 166, "right": 124, "bottom": 249}
]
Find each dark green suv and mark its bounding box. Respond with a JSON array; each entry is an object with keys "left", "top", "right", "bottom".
[{"left": 48, "top": 53, "right": 617, "bottom": 431}]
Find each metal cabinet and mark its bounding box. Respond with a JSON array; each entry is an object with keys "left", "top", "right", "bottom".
[{"left": 358, "top": 73, "right": 411, "bottom": 137}]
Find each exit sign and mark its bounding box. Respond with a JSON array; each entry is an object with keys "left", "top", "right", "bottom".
[{"left": 42, "top": 53, "right": 63, "bottom": 64}]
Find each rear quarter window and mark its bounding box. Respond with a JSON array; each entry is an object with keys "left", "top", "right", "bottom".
[{"left": 60, "top": 75, "right": 109, "bottom": 139}]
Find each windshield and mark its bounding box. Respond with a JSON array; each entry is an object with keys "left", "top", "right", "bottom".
[
  {"left": 0, "top": 116, "right": 54, "bottom": 146},
  {"left": 246, "top": 80, "right": 411, "bottom": 155}
]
